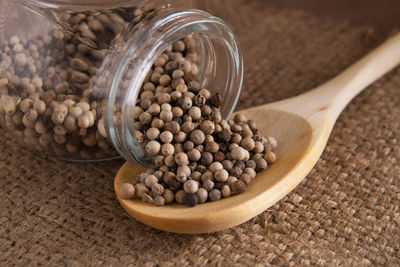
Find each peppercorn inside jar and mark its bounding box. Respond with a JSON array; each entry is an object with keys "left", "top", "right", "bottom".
[{"left": 0, "top": 0, "right": 243, "bottom": 163}]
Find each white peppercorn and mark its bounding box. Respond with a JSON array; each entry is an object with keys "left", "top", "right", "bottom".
[
  {"left": 209, "top": 162, "right": 223, "bottom": 173},
  {"left": 181, "top": 121, "right": 194, "bottom": 134},
  {"left": 154, "top": 196, "right": 165, "bottom": 206},
  {"left": 145, "top": 175, "right": 158, "bottom": 187},
  {"left": 151, "top": 183, "right": 164, "bottom": 195},
  {"left": 202, "top": 179, "right": 214, "bottom": 191},
  {"left": 163, "top": 189, "right": 175, "bottom": 204},
  {"left": 52, "top": 110, "right": 66, "bottom": 125},
  {"left": 221, "top": 185, "right": 231, "bottom": 198},
  {"left": 159, "top": 110, "right": 173, "bottom": 122},
  {"left": 267, "top": 136, "right": 278, "bottom": 149},
  {"left": 200, "top": 120, "right": 215, "bottom": 135},
  {"left": 227, "top": 176, "right": 238, "bottom": 186},
  {"left": 69, "top": 106, "right": 83, "bottom": 118},
  {"left": 190, "top": 171, "right": 202, "bottom": 181},
  {"left": 188, "top": 106, "right": 201, "bottom": 120},
  {"left": 175, "top": 190, "right": 186, "bottom": 204},
  {"left": 177, "top": 165, "right": 191, "bottom": 177},
  {"left": 231, "top": 147, "right": 246, "bottom": 161},
  {"left": 165, "top": 155, "right": 175, "bottom": 166},
  {"left": 174, "top": 143, "right": 184, "bottom": 153},
  {"left": 255, "top": 158, "right": 268, "bottom": 171},
  {"left": 241, "top": 136, "right": 255, "bottom": 151},
  {"left": 190, "top": 129, "right": 205, "bottom": 145},
  {"left": 148, "top": 103, "right": 161, "bottom": 116},
  {"left": 146, "top": 140, "right": 161, "bottom": 156},
  {"left": 119, "top": 183, "right": 135, "bottom": 199},
  {"left": 154, "top": 155, "right": 165, "bottom": 167},
  {"left": 215, "top": 169, "right": 229, "bottom": 182},
  {"left": 160, "top": 131, "right": 173, "bottom": 143},
  {"left": 161, "top": 103, "right": 172, "bottom": 111},
  {"left": 146, "top": 127, "right": 160, "bottom": 140},
  {"left": 240, "top": 173, "right": 252, "bottom": 185},
  {"left": 151, "top": 118, "right": 164, "bottom": 129},
  {"left": 176, "top": 171, "right": 187, "bottom": 183},
  {"left": 19, "top": 99, "right": 33, "bottom": 113},
  {"left": 76, "top": 102, "right": 90, "bottom": 112},
  {"left": 209, "top": 189, "right": 221, "bottom": 201},
  {"left": 188, "top": 149, "right": 201, "bottom": 161},
  {"left": 196, "top": 188, "right": 208, "bottom": 203},
  {"left": 244, "top": 167, "right": 256, "bottom": 179},
  {"left": 253, "top": 141, "right": 264, "bottom": 153},
  {"left": 234, "top": 113, "right": 247, "bottom": 124},
  {"left": 241, "top": 125, "right": 253, "bottom": 137},
  {"left": 172, "top": 106, "right": 183, "bottom": 118},
  {"left": 174, "top": 131, "right": 186, "bottom": 143},
  {"left": 161, "top": 143, "right": 174, "bottom": 156},
  {"left": 184, "top": 180, "right": 198, "bottom": 193},
  {"left": 142, "top": 193, "right": 154, "bottom": 204},
  {"left": 175, "top": 152, "right": 189, "bottom": 166},
  {"left": 33, "top": 100, "right": 46, "bottom": 114},
  {"left": 206, "top": 141, "right": 219, "bottom": 153},
  {"left": 264, "top": 151, "right": 277, "bottom": 164}
]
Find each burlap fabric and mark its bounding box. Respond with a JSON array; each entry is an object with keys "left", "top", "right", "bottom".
[{"left": 1, "top": 0, "right": 400, "bottom": 265}]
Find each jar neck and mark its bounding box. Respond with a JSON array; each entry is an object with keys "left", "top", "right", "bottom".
[{"left": 103, "top": 8, "right": 243, "bottom": 167}]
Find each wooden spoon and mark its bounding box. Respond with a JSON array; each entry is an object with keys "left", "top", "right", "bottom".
[{"left": 115, "top": 33, "right": 400, "bottom": 233}]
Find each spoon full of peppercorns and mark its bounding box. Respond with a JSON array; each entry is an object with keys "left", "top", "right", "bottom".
[{"left": 115, "top": 33, "right": 400, "bottom": 233}]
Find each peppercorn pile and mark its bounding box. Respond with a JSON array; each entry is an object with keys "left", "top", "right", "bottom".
[
  {"left": 0, "top": 6, "right": 153, "bottom": 160},
  {"left": 119, "top": 44, "right": 278, "bottom": 207}
]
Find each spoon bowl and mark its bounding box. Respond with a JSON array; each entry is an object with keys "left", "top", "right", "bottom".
[{"left": 115, "top": 33, "right": 400, "bottom": 233}]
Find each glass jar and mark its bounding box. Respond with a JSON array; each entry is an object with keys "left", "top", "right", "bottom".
[{"left": 0, "top": 0, "right": 243, "bottom": 166}]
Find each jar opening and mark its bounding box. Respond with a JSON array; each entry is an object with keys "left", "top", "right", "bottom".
[{"left": 105, "top": 9, "right": 243, "bottom": 167}]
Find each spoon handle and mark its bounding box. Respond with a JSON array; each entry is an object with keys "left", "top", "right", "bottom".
[
  {"left": 317, "top": 32, "right": 400, "bottom": 116},
  {"left": 274, "top": 32, "right": 400, "bottom": 121}
]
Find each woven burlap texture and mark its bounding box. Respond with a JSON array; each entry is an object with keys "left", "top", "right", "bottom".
[{"left": 1, "top": 0, "right": 399, "bottom": 265}]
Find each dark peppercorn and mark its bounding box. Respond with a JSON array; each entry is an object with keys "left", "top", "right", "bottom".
[
  {"left": 222, "top": 160, "right": 233, "bottom": 171},
  {"left": 234, "top": 160, "right": 245, "bottom": 170},
  {"left": 169, "top": 165, "right": 177, "bottom": 173},
  {"left": 201, "top": 105, "right": 212, "bottom": 117},
  {"left": 231, "top": 166, "right": 243, "bottom": 177},
  {"left": 201, "top": 151, "right": 213, "bottom": 165},
  {"left": 184, "top": 193, "right": 199, "bottom": 207},
  {"left": 196, "top": 164, "right": 207, "bottom": 173},
  {"left": 246, "top": 160, "right": 257, "bottom": 169},
  {"left": 167, "top": 178, "right": 181, "bottom": 192},
  {"left": 209, "top": 93, "right": 223, "bottom": 108},
  {"left": 218, "top": 129, "right": 231, "bottom": 143},
  {"left": 213, "top": 151, "right": 225, "bottom": 162},
  {"left": 214, "top": 182, "right": 224, "bottom": 190},
  {"left": 188, "top": 162, "right": 197, "bottom": 172},
  {"left": 41, "top": 115, "right": 54, "bottom": 128},
  {"left": 173, "top": 117, "right": 183, "bottom": 125},
  {"left": 194, "top": 94, "right": 206, "bottom": 106},
  {"left": 165, "top": 61, "right": 178, "bottom": 74},
  {"left": 218, "top": 142, "right": 227, "bottom": 153},
  {"left": 255, "top": 158, "right": 268, "bottom": 171},
  {"left": 183, "top": 140, "right": 194, "bottom": 151},
  {"left": 232, "top": 180, "right": 246, "bottom": 195}
]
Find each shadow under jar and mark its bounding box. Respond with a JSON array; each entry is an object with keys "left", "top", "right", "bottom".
[{"left": 0, "top": 0, "right": 243, "bottom": 165}]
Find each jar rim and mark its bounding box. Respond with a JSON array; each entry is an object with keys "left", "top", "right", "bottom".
[{"left": 105, "top": 9, "right": 243, "bottom": 167}]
